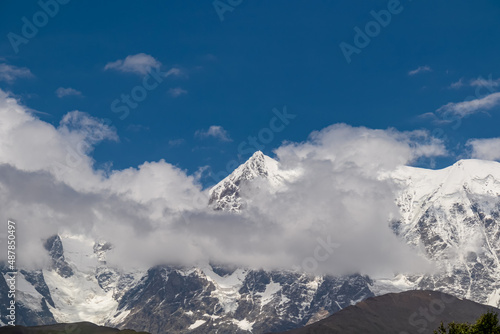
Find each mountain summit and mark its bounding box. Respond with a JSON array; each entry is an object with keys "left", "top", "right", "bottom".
[{"left": 208, "top": 151, "right": 289, "bottom": 211}]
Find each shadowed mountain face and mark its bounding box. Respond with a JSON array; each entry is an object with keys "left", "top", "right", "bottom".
[
  {"left": 279, "top": 290, "right": 500, "bottom": 334},
  {"left": 0, "top": 322, "right": 149, "bottom": 334}
]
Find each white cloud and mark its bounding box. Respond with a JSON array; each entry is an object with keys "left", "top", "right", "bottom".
[
  {"left": 470, "top": 76, "right": 500, "bottom": 89},
  {"left": 168, "top": 138, "right": 185, "bottom": 147},
  {"left": 408, "top": 65, "right": 432, "bottom": 76},
  {"left": 436, "top": 92, "right": 500, "bottom": 119},
  {"left": 55, "top": 87, "right": 83, "bottom": 98},
  {"left": 466, "top": 137, "right": 500, "bottom": 161},
  {"left": 165, "top": 67, "right": 185, "bottom": 78},
  {"left": 448, "top": 75, "right": 500, "bottom": 90},
  {"left": 195, "top": 125, "right": 232, "bottom": 142},
  {"left": 449, "top": 78, "right": 464, "bottom": 89},
  {"left": 0, "top": 91, "right": 446, "bottom": 276},
  {"left": 104, "top": 53, "right": 162, "bottom": 75},
  {"left": 0, "top": 63, "right": 33, "bottom": 83},
  {"left": 168, "top": 87, "right": 188, "bottom": 97}
]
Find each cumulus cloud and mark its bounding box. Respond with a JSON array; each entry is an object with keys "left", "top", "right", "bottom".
[
  {"left": 195, "top": 125, "right": 232, "bottom": 142},
  {"left": 55, "top": 87, "right": 83, "bottom": 98},
  {"left": 466, "top": 137, "right": 500, "bottom": 161},
  {"left": 0, "top": 63, "right": 33, "bottom": 83},
  {"left": 436, "top": 92, "right": 500, "bottom": 119},
  {"left": 408, "top": 65, "right": 432, "bottom": 76},
  {"left": 104, "top": 53, "right": 162, "bottom": 75},
  {"left": 0, "top": 90, "right": 445, "bottom": 276}
]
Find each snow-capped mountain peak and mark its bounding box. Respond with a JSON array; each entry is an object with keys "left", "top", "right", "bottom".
[
  {"left": 6, "top": 156, "right": 500, "bottom": 333},
  {"left": 208, "top": 151, "right": 291, "bottom": 211}
]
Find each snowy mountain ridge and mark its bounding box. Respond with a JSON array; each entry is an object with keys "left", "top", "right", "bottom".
[
  {"left": 208, "top": 151, "right": 298, "bottom": 211},
  {"left": 3, "top": 152, "right": 500, "bottom": 333}
]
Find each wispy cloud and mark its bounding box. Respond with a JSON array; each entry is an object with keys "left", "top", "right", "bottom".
[
  {"left": 0, "top": 63, "right": 33, "bottom": 83},
  {"left": 449, "top": 78, "right": 464, "bottom": 89},
  {"left": 466, "top": 137, "right": 500, "bottom": 161},
  {"left": 168, "top": 87, "right": 188, "bottom": 97},
  {"left": 449, "top": 75, "right": 500, "bottom": 90},
  {"left": 436, "top": 92, "right": 500, "bottom": 119},
  {"left": 470, "top": 76, "right": 500, "bottom": 89},
  {"left": 165, "top": 67, "right": 186, "bottom": 78},
  {"left": 168, "top": 138, "right": 185, "bottom": 147},
  {"left": 55, "top": 87, "right": 83, "bottom": 98},
  {"left": 195, "top": 125, "right": 232, "bottom": 142},
  {"left": 104, "top": 53, "right": 161, "bottom": 75},
  {"left": 408, "top": 65, "right": 432, "bottom": 76}
]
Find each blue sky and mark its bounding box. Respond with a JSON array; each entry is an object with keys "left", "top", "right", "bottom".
[{"left": 2, "top": 0, "right": 500, "bottom": 187}]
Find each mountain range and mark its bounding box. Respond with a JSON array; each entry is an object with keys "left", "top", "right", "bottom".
[{"left": 2, "top": 151, "right": 500, "bottom": 333}]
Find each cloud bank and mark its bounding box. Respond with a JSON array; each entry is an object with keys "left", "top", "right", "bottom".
[{"left": 0, "top": 90, "right": 447, "bottom": 276}]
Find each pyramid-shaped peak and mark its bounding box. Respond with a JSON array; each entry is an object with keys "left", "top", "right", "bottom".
[
  {"left": 237, "top": 151, "right": 278, "bottom": 179},
  {"left": 251, "top": 150, "right": 264, "bottom": 158},
  {"left": 247, "top": 150, "right": 266, "bottom": 162},
  {"left": 209, "top": 151, "right": 290, "bottom": 211}
]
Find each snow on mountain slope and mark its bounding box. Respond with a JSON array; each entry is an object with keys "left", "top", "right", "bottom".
[
  {"left": 4, "top": 153, "right": 500, "bottom": 333},
  {"left": 208, "top": 153, "right": 500, "bottom": 310},
  {"left": 43, "top": 234, "right": 119, "bottom": 324},
  {"left": 389, "top": 159, "right": 500, "bottom": 306},
  {"left": 199, "top": 265, "right": 248, "bottom": 313},
  {"left": 208, "top": 151, "right": 298, "bottom": 211}
]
